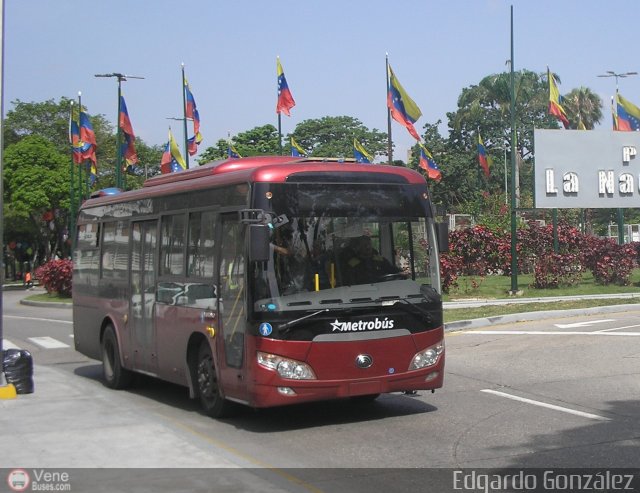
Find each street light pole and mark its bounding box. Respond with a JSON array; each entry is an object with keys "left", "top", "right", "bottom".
[
  {"left": 597, "top": 70, "right": 637, "bottom": 245},
  {"left": 94, "top": 72, "right": 144, "bottom": 190},
  {"left": 509, "top": 5, "right": 518, "bottom": 294}
]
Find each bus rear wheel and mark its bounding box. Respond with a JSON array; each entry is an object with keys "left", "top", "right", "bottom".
[
  {"left": 196, "top": 341, "right": 234, "bottom": 418},
  {"left": 101, "top": 324, "right": 133, "bottom": 389}
]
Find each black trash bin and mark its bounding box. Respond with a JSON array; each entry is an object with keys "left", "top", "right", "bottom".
[{"left": 2, "top": 349, "right": 34, "bottom": 394}]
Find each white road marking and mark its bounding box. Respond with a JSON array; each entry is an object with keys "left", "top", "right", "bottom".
[
  {"left": 593, "top": 323, "right": 640, "bottom": 333},
  {"left": 28, "top": 337, "right": 70, "bottom": 349},
  {"left": 2, "top": 339, "right": 19, "bottom": 350},
  {"left": 554, "top": 319, "right": 615, "bottom": 329},
  {"left": 481, "top": 389, "right": 610, "bottom": 421},
  {"left": 468, "top": 330, "right": 640, "bottom": 336}
]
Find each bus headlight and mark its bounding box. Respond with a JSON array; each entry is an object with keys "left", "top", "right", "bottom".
[
  {"left": 409, "top": 342, "right": 444, "bottom": 370},
  {"left": 257, "top": 352, "right": 317, "bottom": 380}
]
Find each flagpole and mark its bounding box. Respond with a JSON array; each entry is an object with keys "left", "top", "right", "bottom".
[
  {"left": 69, "top": 100, "right": 76, "bottom": 251},
  {"left": 78, "top": 92, "right": 85, "bottom": 202},
  {"left": 386, "top": 53, "right": 392, "bottom": 165},
  {"left": 509, "top": 4, "right": 519, "bottom": 294},
  {"left": 278, "top": 113, "right": 282, "bottom": 155},
  {"left": 94, "top": 72, "right": 144, "bottom": 190},
  {"left": 181, "top": 63, "right": 190, "bottom": 169}
]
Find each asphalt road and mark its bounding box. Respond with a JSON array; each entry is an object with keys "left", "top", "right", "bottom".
[{"left": 2, "top": 289, "right": 640, "bottom": 492}]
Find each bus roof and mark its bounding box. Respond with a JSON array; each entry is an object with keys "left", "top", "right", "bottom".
[
  {"left": 143, "top": 156, "right": 426, "bottom": 188},
  {"left": 82, "top": 156, "right": 427, "bottom": 209}
]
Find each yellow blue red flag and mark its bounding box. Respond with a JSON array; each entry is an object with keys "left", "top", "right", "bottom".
[
  {"left": 119, "top": 96, "right": 138, "bottom": 166},
  {"left": 184, "top": 77, "right": 203, "bottom": 155},
  {"left": 160, "top": 129, "right": 186, "bottom": 174},
  {"left": 228, "top": 144, "right": 242, "bottom": 159},
  {"left": 616, "top": 93, "right": 640, "bottom": 131},
  {"left": 387, "top": 64, "right": 422, "bottom": 140},
  {"left": 353, "top": 138, "right": 373, "bottom": 163},
  {"left": 418, "top": 143, "right": 441, "bottom": 182},
  {"left": 548, "top": 67, "right": 570, "bottom": 129},
  {"left": 477, "top": 134, "right": 491, "bottom": 177},
  {"left": 291, "top": 137, "right": 306, "bottom": 157},
  {"left": 276, "top": 58, "right": 296, "bottom": 116}
]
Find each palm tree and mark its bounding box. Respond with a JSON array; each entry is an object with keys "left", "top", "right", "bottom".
[{"left": 562, "top": 87, "right": 603, "bottom": 130}]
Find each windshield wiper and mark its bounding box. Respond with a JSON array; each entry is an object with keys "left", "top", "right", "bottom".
[
  {"left": 279, "top": 308, "right": 329, "bottom": 334},
  {"left": 391, "top": 298, "right": 433, "bottom": 324}
]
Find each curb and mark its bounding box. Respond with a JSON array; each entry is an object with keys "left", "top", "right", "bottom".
[
  {"left": 445, "top": 303, "right": 640, "bottom": 332},
  {"left": 19, "top": 299, "right": 72, "bottom": 309}
]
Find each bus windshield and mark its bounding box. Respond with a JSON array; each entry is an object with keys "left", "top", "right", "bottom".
[{"left": 251, "top": 182, "right": 440, "bottom": 314}]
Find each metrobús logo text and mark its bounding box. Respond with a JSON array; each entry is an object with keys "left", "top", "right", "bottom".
[{"left": 330, "top": 317, "right": 394, "bottom": 332}]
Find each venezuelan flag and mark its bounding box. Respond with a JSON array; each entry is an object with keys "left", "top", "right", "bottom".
[
  {"left": 276, "top": 58, "right": 296, "bottom": 116},
  {"left": 387, "top": 64, "right": 422, "bottom": 141},
  {"left": 419, "top": 144, "right": 441, "bottom": 182}
]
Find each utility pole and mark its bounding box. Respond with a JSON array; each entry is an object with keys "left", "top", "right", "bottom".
[{"left": 94, "top": 72, "right": 144, "bottom": 189}]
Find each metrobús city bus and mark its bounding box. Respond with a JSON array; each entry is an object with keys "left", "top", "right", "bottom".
[{"left": 72, "top": 156, "right": 448, "bottom": 418}]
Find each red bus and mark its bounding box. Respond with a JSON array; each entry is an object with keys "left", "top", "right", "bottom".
[{"left": 73, "top": 156, "right": 447, "bottom": 418}]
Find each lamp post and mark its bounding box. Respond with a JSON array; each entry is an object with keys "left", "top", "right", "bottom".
[
  {"left": 94, "top": 72, "right": 144, "bottom": 190},
  {"left": 508, "top": 5, "right": 518, "bottom": 294},
  {"left": 597, "top": 70, "right": 637, "bottom": 245}
]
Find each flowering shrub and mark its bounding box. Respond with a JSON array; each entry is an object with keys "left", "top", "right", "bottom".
[
  {"left": 448, "top": 225, "right": 509, "bottom": 275},
  {"left": 440, "top": 253, "right": 464, "bottom": 294},
  {"left": 34, "top": 259, "right": 73, "bottom": 296},
  {"left": 441, "top": 220, "right": 637, "bottom": 290},
  {"left": 532, "top": 253, "right": 582, "bottom": 289},
  {"left": 590, "top": 241, "right": 636, "bottom": 286}
]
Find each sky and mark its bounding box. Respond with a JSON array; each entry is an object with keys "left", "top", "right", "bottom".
[{"left": 4, "top": 0, "right": 640, "bottom": 166}]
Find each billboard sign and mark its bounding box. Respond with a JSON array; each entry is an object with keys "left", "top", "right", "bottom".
[{"left": 534, "top": 129, "right": 640, "bottom": 208}]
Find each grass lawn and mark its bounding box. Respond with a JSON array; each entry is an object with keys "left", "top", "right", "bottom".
[
  {"left": 444, "top": 268, "right": 640, "bottom": 322},
  {"left": 25, "top": 292, "right": 72, "bottom": 304},
  {"left": 445, "top": 298, "right": 640, "bottom": 323},
  {"left": 444, "top": 269, "right": 640, "bottom": 300}
]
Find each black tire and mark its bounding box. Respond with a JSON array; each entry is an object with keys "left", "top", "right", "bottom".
[
  {"left": 101, "top": 324, "right": 133, "bottom": 389},
  {"left": 196, "top": 341, "right": 235, "bottom": 418}
]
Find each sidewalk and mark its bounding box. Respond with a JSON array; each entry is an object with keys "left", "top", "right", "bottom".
[{"left": 0, "top": 364, "right": 245, "bottom": 468}]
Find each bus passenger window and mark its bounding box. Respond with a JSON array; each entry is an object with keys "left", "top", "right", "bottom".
[{"left": 161, "top": 214, "right": 186, "bottom": 276}]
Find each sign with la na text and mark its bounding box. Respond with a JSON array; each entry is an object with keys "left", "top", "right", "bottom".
[{"left": 534, "top": 129, "right": 640, "bottom": 208}]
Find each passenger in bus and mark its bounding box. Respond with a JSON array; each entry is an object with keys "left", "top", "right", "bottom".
[{"left": 343, "top": 235, "right": 401, "bottom": 285}]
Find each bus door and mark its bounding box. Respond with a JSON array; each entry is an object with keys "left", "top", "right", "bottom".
[
  {"left": 130, "top": 220, "right": 158, "bottom": 374},
  {"left": 216, "top": 214, "right": 247, "bottom": 400}
]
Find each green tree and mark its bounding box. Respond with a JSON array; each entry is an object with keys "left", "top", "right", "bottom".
[
  {"left": 3, "top": 135, "right": 74, "bottom": 262},
  {"left": 197, "top": 124, "right": 280, "bottom": 163},
  {"left": 291, "top": 116, "right": 387, "bottom": 159},
  {"left": 3, "top": 98, "right": 74, "bottom": 153},
  {"left": 440, "top": 69, "right": 563, "bottom": 213},
  {"left": 3, "top": 97, "right": 161, "bottom": 193},
  {"left": 562, "top": 86, "right": 603, "bottom": 130}
]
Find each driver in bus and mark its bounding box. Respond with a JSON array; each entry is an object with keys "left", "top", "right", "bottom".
[{"left": 343, "top": 235, "right": 401, "bottom": 285}]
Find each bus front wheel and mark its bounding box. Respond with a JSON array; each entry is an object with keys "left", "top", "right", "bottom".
[
  {"left": 101, "top": 324, "right": 133, "bottom": 389},
  {"left": 196, "top": 341, "right": 234, "bottom": 418}
]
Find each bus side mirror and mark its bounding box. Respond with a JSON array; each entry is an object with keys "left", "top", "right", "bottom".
[
  {"left": 249, "top": 224, "right": 270, "bottom": 262},
  {"left": 436, "top": 222, "right": 449, "bottom": 252}
]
